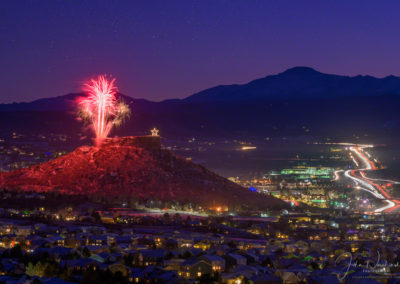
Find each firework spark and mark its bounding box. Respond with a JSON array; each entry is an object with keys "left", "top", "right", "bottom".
[{"left": 78, "top": 75, "right": 130, "bottom": 145}]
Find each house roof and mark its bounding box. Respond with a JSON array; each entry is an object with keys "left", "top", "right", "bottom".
[
  {"left": 140, "top": 249, "right": 165, "bottom": 259},
  {"left": 60, "top": 258, "right": 100, "bottom": 268},
  {"left": 202, "top": 254, "right": 225, "bottom": 262},
  {"left": 182, "top": 258, "right": 210, "bottom": 267},
  {"left": 228, "top": 253, "right": 247, "bottom": 262}
]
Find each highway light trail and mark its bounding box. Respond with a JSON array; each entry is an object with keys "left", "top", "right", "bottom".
[
  {"left": 341, "top": 146, "right": 400, "bottom": 213},
  {"left": 358, "top": 172, "right": 400, "bottom": 184},
  {"left": 333, "top": 170, "right": 343, "bottom": 181},
  {"left": 374, "top": 200, "right": 395, "bottom": 213},
  {"left": 343, "top": 170, "right": 384, "bottom": 199}
]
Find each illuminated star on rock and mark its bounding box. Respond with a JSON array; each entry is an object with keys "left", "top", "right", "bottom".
[{"left": 151, "top": 128, "right": 159, "bottom": 136}]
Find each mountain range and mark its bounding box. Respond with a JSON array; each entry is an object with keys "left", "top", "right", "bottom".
[
  {"left": 185, "top": 66, "right": 400, "bottom": 102},
  {"left": 2, "top": 67, "right": 400, "bottom": 142}
]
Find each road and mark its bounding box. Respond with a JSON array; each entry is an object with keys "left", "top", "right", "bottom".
[{"left": 341, "top": 146, "right": 400, "bottom": 213}]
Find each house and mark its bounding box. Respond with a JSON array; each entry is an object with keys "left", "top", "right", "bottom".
[
  {"left": 164, "top": 258, "right": 185, "bottom": 271},
  {"left": 34, "top": 247, "right": 74, "bottom": 260},
  {"left": 82, "top": 245, "right": 107, "bottom": 255},
  {"left": 1, "top": 258, "right": 25, "bottom": 275},
  {"left": 107, "top": 263, "right": 131, "bottom": 277},
  {"left": 88, "top": 235, "right": 107, "bottom": 246},
  {"left": 163, "top": 238, "right": 178, "bottom": 249},
  {"left": 306, "top": 273, "right": 340, "bottom": 284},
  {"left": 90, "top": 252, "right": 118, "bottom": 264},
  {"left": 200, "top": 254, "right": 226, "bottom": 272},
  {"left": 105, "top": 234, "right": 118, "bottom": 246},
  {"left": 179, "top": 258, "right": 213, "bottom": 279},
  {"left": 221, "top": 272, "right": 246, "bottom": 284},
  {"left": 177, "top": 236, "right": 194, "bottom": 248},
  {"left": 233, "top": 265, "right": 262, "bottom": 276},
  {"left": 241, "top": 252, "right": 259, "bottom": 264},
  {"left": 130, "top": 267, "right": 146, "bottom": 283},
  {"left": 144, "top": 266, "right": 178, "bottom": 283},
  {"left": 15, "top": 225, "right": 32, "bottom": 236},
  {"left": 249, "top": 273, "right": 281, "bottom": 284},
  {"left": 136, "top": 236, "right": 156, "bottom": 249},
  {"left": 193, "top": 241, "right": 211, "bottom": 251},
  {"left": 136, "top": 249, "right": 166, "bottom": 266},
  {"left": 224, "top": 253, "right": 247, "bottom": 270},
  {"left": 60, "top": 258, "right": 100, "bottom": 271},
  {"left": 276, "top": 270, "right": 301, "bottom": 284},
  {"left": 63, "top": 236, "right": 81, "bottom": 248},
  {"left": 131, "top": 266, "right": 178, "bottom": 283},
  {"left": 115, "top": 235, "right": 134, "bottom": 246},
  {"left": 146, "top": 269, "right": 178, "bottom": 283},
  {"left": 46, "top": 235, "right": 65, "bottom": 246}
]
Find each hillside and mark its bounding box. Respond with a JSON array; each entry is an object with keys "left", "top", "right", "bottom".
[{"left": 0, "top": 136, "right": 287, "bottom": 211}]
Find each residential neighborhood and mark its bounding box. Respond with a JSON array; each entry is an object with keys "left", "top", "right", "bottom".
[{"left": 0, "top": 195, "right": 398, "bottom": 283}]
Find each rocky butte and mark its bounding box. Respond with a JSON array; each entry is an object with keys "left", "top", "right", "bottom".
[{"left": 0, "top": 136, "right": 287, "bottom": 211}]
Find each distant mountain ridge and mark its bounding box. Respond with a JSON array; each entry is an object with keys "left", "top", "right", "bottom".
[
  {"left": 2, "top": 67, "right": 400, "bottom": 111},
  {"left": 0, "top": 93, "right": 144, "bottom": 112},
  {"left": 184, "top": 66, "right": 400, "bottom": 102},
  {"left": 2, "top": 67, "right": 400, "bottom": 143}
]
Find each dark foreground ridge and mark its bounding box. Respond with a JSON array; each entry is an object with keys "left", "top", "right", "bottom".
[{"left": 0, "top": 136, "right": 287, "bottom": 210}]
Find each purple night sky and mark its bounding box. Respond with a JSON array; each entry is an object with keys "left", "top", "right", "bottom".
[{"left": 1, "top": 1, "right": 400, "bottom": 103}]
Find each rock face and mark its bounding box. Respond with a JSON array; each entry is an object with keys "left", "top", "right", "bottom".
[{"left": 0, "top": 136, "right": 286, "bottom": 210}]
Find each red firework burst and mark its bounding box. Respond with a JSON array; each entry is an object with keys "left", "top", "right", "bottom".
[{"left": 78, "top": 75, "right": 130, "bottom": 145}]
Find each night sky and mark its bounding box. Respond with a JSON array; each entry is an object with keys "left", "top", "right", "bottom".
[{"left": 2, "top": 1, "right": 400, "bottom": 103}]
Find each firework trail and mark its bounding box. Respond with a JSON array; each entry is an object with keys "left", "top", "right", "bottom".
[{"left": 78, "top": 75, "right": 130, "bottom": 145}]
